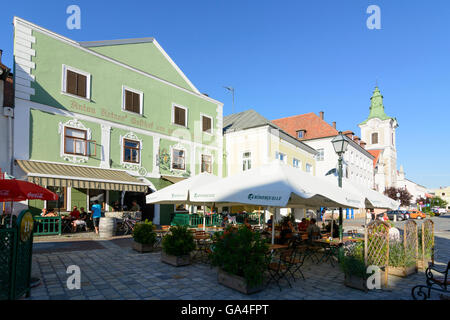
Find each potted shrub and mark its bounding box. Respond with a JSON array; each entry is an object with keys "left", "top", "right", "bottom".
[
  {"left": 388, "top": 242, "right": 417, "bottom": 277},
  {"left": 132, "top": 220, "right": 157, "bottom": 253},
  {"left": 161, "top": 225, "right": 195, "bottom": 266},
  {"left": 209, "top": 225, "right": 270, "bottom": 294},
  {"left": 339, "top": 242, "right": 368, "bottom": 292}
]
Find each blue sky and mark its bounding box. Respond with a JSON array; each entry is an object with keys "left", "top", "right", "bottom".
[{"left": 1, "top": 0, "right": 449, "bottom": 189}]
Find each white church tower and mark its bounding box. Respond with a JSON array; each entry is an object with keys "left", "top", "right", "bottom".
[{"left": 359, "top": 86, "right": 399, "bottom": 191}]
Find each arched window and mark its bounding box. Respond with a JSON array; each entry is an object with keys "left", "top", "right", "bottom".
[{"left": 371, "top": 132, "right": 378, "bottom": 144}]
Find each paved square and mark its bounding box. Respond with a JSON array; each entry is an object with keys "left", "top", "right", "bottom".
[{"left": 26, "top": 217, "right": 450, "bottom": 300}]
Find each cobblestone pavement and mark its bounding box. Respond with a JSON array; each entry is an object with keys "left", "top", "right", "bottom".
[{"left": 26, "top": 216, "right": 450, "bottom": 300}]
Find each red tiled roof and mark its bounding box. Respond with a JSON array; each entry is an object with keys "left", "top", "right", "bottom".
[
  {"left": 368, "top": 149, "right": 382, "bottom": 168},
  {"left": 272, "top": 112, "right": 338, "bottom": 140}
]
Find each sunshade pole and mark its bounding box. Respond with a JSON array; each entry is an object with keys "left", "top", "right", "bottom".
[
  {"left": 203, "top": 203, "right": 206, "bottom": 231},
  {"left": 330, "top": 209, "right": 334, "bottom": 239},
  {"left": 258, "top": 206, "right": 261, "bottom": 226},
  {"left": 271, "top": 207, "right": 275, "bottom": 245}
]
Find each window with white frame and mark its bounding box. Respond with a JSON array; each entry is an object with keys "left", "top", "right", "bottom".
[
  {"left": 201, "top": 154, "right": 212, "bottom": 173},
  {"left": 173, "top": 105, "right": 188, "bottom": 127},
  {"left": 122, "top": 86, "right": 143, "bottom": 115},
  {"left": 315, "top": 149, "right": 324, "bottom": 161},
  {"left": 201, "top": 115, "right": 212, "bottom": 134},
  {"left": 172, "top": 149, "right": 186, "bottom": 170},
  {"left": 242, "top": 152, "right": 251, "bottom": 171},
  {"left": 64, "top": 127, "right": 87, "bottom": 156},
  {"left": 62, "top": 65, "right": 90, "bottom": 99},
  {"left": 275, "top": 151, "right": 287, "bottom": 163},
  {"left": 293, "top": 158, "right": 301, "bottom": 168},
  {"left": 123, "top": 139, "right": 140, "bottom": 164},
  {"left": 305, "top": 163, "right": 312, "bottom": 173}
]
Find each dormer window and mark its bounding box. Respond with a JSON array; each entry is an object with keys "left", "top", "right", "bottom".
[{"left": 297, "top": 130, "right": 306, "bottom": 139}]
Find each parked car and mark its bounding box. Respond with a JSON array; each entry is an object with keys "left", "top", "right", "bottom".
[
  {"left": 408, "top": 209, "right": 427, "bottom": 219},
  {"left": 431, "top": 208, "right": 441, "bottom": 216},
  {"left": 386, "top": 210, "right": 408, "bottom": 221},
  {"left": 438, "top": 208, "right": 447, "bottom": 215}
]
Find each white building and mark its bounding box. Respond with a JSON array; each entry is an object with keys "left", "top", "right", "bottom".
[
  {"left": 272, "top": 111, "right": 374, "bottom": 190},
  {"left": 359, "top": 86, "right": 399, "bottom": 190},
  {"left": 396, "top": 165, "right": 427, "bottom": 205},
  {"left": 359, "top": 86, "right": 427, "bottom": 202}
]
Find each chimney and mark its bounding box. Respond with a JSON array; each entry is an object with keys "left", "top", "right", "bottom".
[
  {"left": 354, "top": 136, "right": 360, "bottom": 144},
  {"left": 0, "top": 49, "right": 3, "bottom": 63},
  {"left": 360, "top": 141, "right": 366, "bottom": 149},
  {"left": 332, "top": 121, "right": 336, "bottom": 129},
  {"left": 319, "top": 111, "right": 324, "bottom": 120},
  {"left": 343, "top": 130, "right": 354, "bottom": 139}
]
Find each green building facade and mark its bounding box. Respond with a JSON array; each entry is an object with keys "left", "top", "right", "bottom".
[{"left": 12, "top": 17, "right": 223, "bottom": 224}]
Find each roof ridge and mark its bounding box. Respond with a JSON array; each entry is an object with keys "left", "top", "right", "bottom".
[{"left": 272, "top": 112, "right": 316, "bottom": 121}]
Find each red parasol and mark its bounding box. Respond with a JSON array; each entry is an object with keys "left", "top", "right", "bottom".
[{"left": 0, "top": 179, "right": 59, "bottom": 202}]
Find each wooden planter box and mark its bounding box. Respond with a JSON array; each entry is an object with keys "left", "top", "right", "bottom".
[
  {"left": 217, "top": 269, "right": 264, "bottom": 295},
  {"left": 388, "top": 265, "right": 417, "bottom": 277},
  {"left": 417, "top": 259, "right": 432, "bottom": 271},
  {"left": 344, "top": 273, "right": 368, "bottom": 292},
  {"left": 161, "top": 251, "right": 191, "bottom": 267},
  {"left": 132, "top": 241, "right": 155, "bottom": 253}
]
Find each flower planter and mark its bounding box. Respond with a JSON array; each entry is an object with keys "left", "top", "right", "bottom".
[
  {"left": 388, "top": 265, "right": 417, "bottom": 277},
  {"left": 132, "top": 241, "right": 155, "bottom": 253},
  {"left": 344, "top": 273, "right": 368, "bottom": 292},
  {"left": 417, "top": 259, "right": 432, "bottom": 271},
  {"left": 161, "top": 251, "right": 191, "bottom": 267},
  {"left": 217, "top": 269, "right": 264, "bottom": 295}
]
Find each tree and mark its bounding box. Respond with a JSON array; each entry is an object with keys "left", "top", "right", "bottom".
[
  {"left": 430, "top": 196, "right": 448, "bottom": 209},
  {"left": 384, "top": 187, "right": 413, "bottom": 207}
]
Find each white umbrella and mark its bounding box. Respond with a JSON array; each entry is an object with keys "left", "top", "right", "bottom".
[
  {"left": 146, "top": 172, "right": 220, "bottom": 205},
  {"left": 323, "top": 175, "right": 400, "bottom": 210},
  {"left": 146, "top": 172, "right": 221, "bottom": 230},
  {"left": 191, "top": 162, "right": 363, "bottom": 209},
  {"left": 191, "top": 162, "right": 364, "bottom": 243}
]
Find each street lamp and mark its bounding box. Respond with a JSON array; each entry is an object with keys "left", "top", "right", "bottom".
[
  {"left": 223, "top": 86, "right": 235, "bottom": 114},
  {"left": 331, "top": 131, "right": 350, "bottom": 241}
]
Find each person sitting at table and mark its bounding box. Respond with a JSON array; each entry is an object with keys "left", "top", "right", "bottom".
[
  {"left": 243, "top": 217, "right": 252, "bottom": 230},
  {"left": 221, "top": 215, "right": 229, "bottom": 228},
  {"left": 306, "top": 218, "right": 321, "bottom": 241},
  {"left": 297, "top": 218, "right": 309, "bottom": 232},
  {"left": 41, "top": 208, "right": 57, "bottom": 217},
  {"left": 40, "top": 208, "right": 48, "bottom": 217},
  {"left": 325, "top": 220, "right": 339, "bottom": 238},
  {"left": 382, "top": 212, "right": 389, "bottom": 222},
  {"left": 267, "top": 215, "right": 273, "bottom": 228},
  {"left": 71, "top": 208, "right": 87, "bottom": 233},
  {"left": 130, "top": 200, "right": 141, "bottom": 212},
  {"left": 69, "top": 206, "right": 80, "bottom": 220},
  {"left": 279, "top": 220, "right": 294, "bottom": 244}
]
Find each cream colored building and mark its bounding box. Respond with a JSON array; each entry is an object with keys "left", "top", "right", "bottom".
[
  {"left": 223, "top": 109, "right": 317, "bottom": 177},
  {"left": 431, "top": 187, "right": 450, "bottom": 210},
  {"left": 223, "top": 109, "right": 318, "bottom": 221}
]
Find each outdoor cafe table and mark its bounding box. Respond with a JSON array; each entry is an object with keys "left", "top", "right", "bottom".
[
  {"left": 192, "top": 233, "right": 211, "bottom": 260},
  {"left": 268, "top": 244, "right": 289, "bottom": 251},
  {"left": 312, "top": 237, "right": 363, "bottom": 266}
]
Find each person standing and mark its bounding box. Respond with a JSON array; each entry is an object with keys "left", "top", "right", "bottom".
[{"left": 91, "top": 200, "right": 102, "bottom": 235}]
